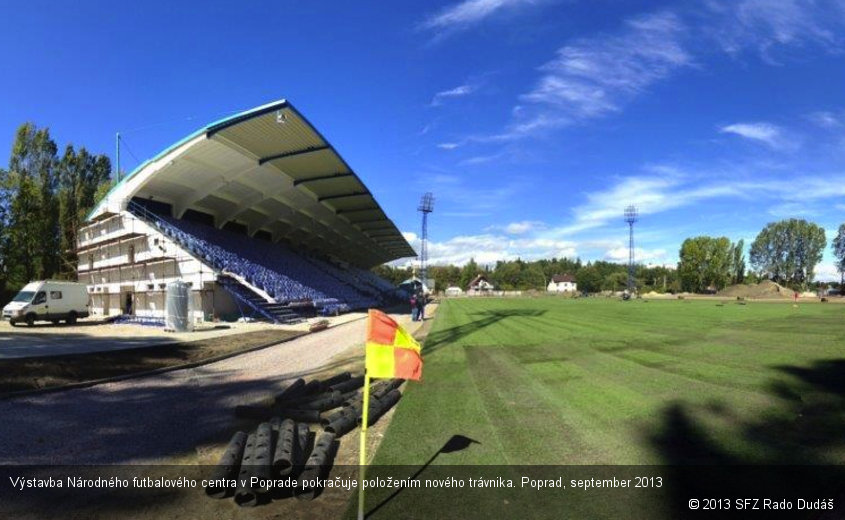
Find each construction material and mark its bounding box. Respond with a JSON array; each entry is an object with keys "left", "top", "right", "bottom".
[
  {"left": 322, "top": 406, "right": 360, "bottom": 436},
  {"left": 327, "top": 375, "right": 364, "bottom": 393},
  {"left": 294, "top": 391, "right": 344, "bottom": 411},
  {"left": 251, "top": 422, "right": 274, "bottom": 494},
  {"left": 272, "top": 418, "right": 297, "bottom": 477},
  {"left": 234, "top": 432, "right": 258, "bottom": 507},
  {"left": 273, "top": 378, "right": 306, "bottom": 403},
  {"left": 296, "top": 431, "right": 337, "bottom": 501},
  {"left": 360, "top": 389, "right": 401, "bottom": 427},
  {"left": 205, "top": 430, "right": 247, "bottom": 498},
  {"left": 277, "top": 408, "right": 321, "bottom": 423},
  {"left": 320, "top": 371, "right": 351, "bottom": 388}
]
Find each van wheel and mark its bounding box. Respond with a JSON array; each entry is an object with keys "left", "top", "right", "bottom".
[
  {"left": 25, "top": 314, "right": 35, "bottom": 327},
  {"left": 66, "top": 311, "right": 78, "bottom": 325}
]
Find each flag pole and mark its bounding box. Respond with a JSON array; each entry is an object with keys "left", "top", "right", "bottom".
[{"left": 358, "top": 370, "right": 371, "bottom": 520}]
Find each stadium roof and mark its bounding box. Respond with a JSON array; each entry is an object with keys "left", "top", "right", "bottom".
[{"left": 90, "top": 99, "right": 416, "bottom": 267}]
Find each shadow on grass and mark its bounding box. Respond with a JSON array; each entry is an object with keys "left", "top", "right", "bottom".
[
  {"left": 423, "top": 309, "right": 546, "bottom": 355},
  {"left": 365, "top": 435, "right": 481, "bottom": 519},
  {"left": 651, "top": 358, "right": 845, "bottom": 518}
]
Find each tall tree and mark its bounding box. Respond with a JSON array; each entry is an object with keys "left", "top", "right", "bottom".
[
  {"left": 677, "top": 236, "right": 732, "bottom": 292},
  {"left": 459, "top": 258, "right": 480, "bottom": 289},
  {"left": 0, "top": 168, "right": 10, "bottom": 293},
  {"left": 832, "top": 224, "right": 845, "bottom": 284},
  {"left": 7, "top": 123, "right": 59, "bottom": 281},
  {"left": 730, "top": 239, "right": 746, "bottom": 285},
  {"left": 750, "top": 218, "right": 826, "bottom": 289},
  {"left": 575, "top": 264, "right": 602, "bottom": 293},
  {"left": 3, "top": 123, "right": 112, "bottom": 288}
]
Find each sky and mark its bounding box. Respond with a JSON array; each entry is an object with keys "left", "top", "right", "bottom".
[{"left": 2, "top": 1, "right": 845, "bottom": 278}]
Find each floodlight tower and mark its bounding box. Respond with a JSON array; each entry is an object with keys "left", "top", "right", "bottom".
[
  {"left": 624, "top": 205, "right": 639, "bottom": 294},
  {"left": 418, "top": 192, "right": 435, "bottom": 292}
]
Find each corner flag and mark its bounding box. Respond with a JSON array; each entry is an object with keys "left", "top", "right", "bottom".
[
  {"left": 364, "top": 309, "right": 423, "bottom": 380},
  {"left": 359, "top": 309, "right": 423, "bottom": 519}
]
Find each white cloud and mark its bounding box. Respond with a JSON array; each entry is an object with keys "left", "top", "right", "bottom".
[
  {"left": 815, "top": 261, "right": 840, "bottom": 282},
  {"left": 437, "top": 142, "right": 461, "bottom": 150},
  {"left": 421, "top": 0, "right": 541, "bottom": 32},
  {"left": 604, "top": 246, "right": 669, "bottom": 264},
  {"left": 486, "top": 220, "right": 547, "bottom": 234},
  {"left": 719, "top": 122, "right": 786, "bottom": 148},
  {"left": 459, "top": 152, "right": 506, "bottom": 165},
  {"left": 473, "top": 11, "right": 692, "bottom": 142},
  {"left": 505, "top": 220, "right": 546, "bottom": 234},
  {"left": 707, "top": 0, "right": 844, "bottom": 61},
  {"left": 767, "top": 201, "right": 821, "bottom": 218},
  {"left": 398, "top": 231, "right": 578, "bottom": 266},
  {"left": 430, "top": 84, "right": 476, "bottom": 107},
  {"left": 808, "top": 111, "right": 842, "bottom": 128},
  {"left": 520, "top": 11, "right": 691, "bottom": 121}
]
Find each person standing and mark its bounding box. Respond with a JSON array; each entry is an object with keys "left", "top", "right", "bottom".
[
  {"left": 416, "top": 292, "right": 425, "bottom": 321},
  {"left": 410, "top": 293, "right": 419, "bottom": 321}
]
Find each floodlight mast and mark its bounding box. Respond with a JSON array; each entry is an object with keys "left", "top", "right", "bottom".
[
  {"left": 624, "top": 205, "right": 638, "bottom": 294},
  {"left": 418, "top": 193, "right": 434, "bottom": 293}
]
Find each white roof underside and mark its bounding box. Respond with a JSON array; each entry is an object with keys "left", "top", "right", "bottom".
[{"left": 91, "top": 100, "right": 416, "bottom": 267}]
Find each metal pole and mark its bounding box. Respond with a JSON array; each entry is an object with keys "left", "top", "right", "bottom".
[
  {"left": 628, "top": 222, "right": 634, "bottom": 292},
  {"left": 357, "top": 371, "right": 371, "bottom": 520},
  {"left": 115, "top": 132, "right": 121, "bottom": 181},
  {"left": 420, "top": 211, "right": 428, "bottom": 290}
]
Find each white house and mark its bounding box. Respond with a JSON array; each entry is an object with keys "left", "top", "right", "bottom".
[
  {"left": 444, "top": 286, "right": 463, "bottom": 296},
  {"left": 468, "top": 274, "right": 495, "bottom": 294},
  {"left": 547, "top": 274, "right": 577, "bottom": 293}
]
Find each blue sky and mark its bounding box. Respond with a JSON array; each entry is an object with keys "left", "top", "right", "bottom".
[{"left": 2, "top": 1, "right": 845, "bottom": 278}]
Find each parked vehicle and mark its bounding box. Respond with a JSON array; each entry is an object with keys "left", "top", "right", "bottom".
[{"left": 2, "top": 281, "right": 91, "bottom": 326}]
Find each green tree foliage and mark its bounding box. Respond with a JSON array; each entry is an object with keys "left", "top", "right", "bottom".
[
  {"left": 372, "top": 257, "right": 679, "bottom": 294},
  {"left": 3, "top": 123, "right": 112, "bottom": 291},
  {"left": 459, "top": 258, "right": 480, "bottom": 289},
  {"left": 730, "top": 239, "right": 745, "bottom": 284},
  {"left": 832, "top": 224, "right": 845, "bottom": 284},
  {"left": 0, "top": 168, "right": 10, "bottom": 294},
  {"left": 428, "top": 264, "right": 461, "bottom": 288},
  {"left": 57, "top": 145, "right": 112, "bottom": 276},
  {"left": 575, "top": 265, "right": 602, "bottom": 293},
  {"left": 750, "top": 219, "right": 826, "bottom": 289},
  {"left": 677, "top": 236, "right": 732, "bottom": 292}
]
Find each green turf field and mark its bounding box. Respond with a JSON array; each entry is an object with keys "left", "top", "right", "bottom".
[
  {"left": 355, "top": 297, "right": 845, "bottom": 518},
  {"left": 376, "top": 297, "right": 845, "bottom": 467}
]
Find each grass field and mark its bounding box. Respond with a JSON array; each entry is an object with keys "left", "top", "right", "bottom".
[{"left": 360, "top": 297, "right": 845, "bottom": 518}]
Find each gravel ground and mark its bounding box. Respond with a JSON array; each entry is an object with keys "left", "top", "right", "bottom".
[
  {"left": 0, "top": 315, "right": 373, "bottom": 465},
  {"left": 0, "top": 312, "right": 366, "bottom": 359}
]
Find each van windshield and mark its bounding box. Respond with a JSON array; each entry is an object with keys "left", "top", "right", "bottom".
[{"left": 12, "top": 291, "right": 35, "bottom": 303}]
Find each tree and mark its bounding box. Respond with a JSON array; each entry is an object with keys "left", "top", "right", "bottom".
[
  {"left": 459, "top": 258, "right": 479, "bottom": 289},
  {"left": 730, "top": 239, "right": 745, "bottom": 285},
  {"left": 7, "top": 124, "right": 60, "bottom": 282},
  {"left": 575, "top": 264, "right": 602, "bottom": 293},
  {"left": 833, "top": 224, "right": 845, "bottom": 284},
  {"left": 750, "top": 219, "right": 826, "bottom": 289},
  {"left": 677, "top": 236, "right": 732, "bottom": 292},
  {"left": 603, "top": 271, "right": 628, "bottom": 291},
  {"left": 0, "top": 168, "right": 10, "bottom": 295}
]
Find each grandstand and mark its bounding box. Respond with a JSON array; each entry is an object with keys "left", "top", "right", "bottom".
[{"left": 77, "top": 100, "right": 415, "bottom": 324}]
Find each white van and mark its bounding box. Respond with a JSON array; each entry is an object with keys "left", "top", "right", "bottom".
[{"left": 2, "top": 281, "right": 91, "bottom": 326}]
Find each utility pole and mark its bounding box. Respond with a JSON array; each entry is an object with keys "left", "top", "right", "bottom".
[{"left": 624, "top": 205, "right": 638, "bottom": 295}]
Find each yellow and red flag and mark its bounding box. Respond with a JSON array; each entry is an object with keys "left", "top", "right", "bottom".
[{"left": 365, "top": 309, "right": 423, "bottom": 380}]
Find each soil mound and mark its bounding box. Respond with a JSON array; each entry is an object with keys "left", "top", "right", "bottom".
[{"left": 717, "top": 280, "right": 791, "bottom": 299}]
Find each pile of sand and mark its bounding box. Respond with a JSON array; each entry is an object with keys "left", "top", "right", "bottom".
[
  {"left": 643, "top": 291, "right": 673, "bottom": 299},
  {"left": 717, "top": 280, "right": 791, "bottom": 299}
]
